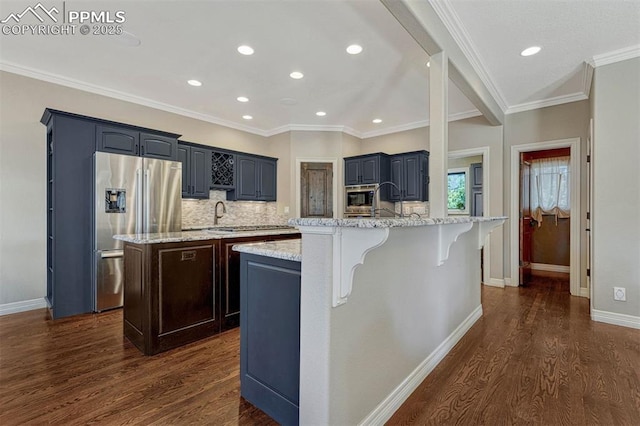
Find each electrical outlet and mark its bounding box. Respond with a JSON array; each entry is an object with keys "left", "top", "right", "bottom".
[
  {"left": 613, "top": 287, "right": 626, "bottom": 301},
  {"left": 284, "top": 206, "right": 290, "bottom": 214}
]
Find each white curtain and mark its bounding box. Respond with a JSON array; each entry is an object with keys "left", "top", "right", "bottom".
[{"left": 530, "top": 156, "right": 570, "bottom": 225}]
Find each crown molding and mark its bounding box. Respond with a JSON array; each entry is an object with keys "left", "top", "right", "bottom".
[
  {"left": 588, "top": 44, "right": 640, "bottom": 68},
  {"left": 505, "top": 92, "right": 588, "bottom": 115},
  {"left": 428, "top": 0, "right": 508, "bottom": 113},
  {"left": 582, "top": 61, "right": 594, "bottom": 98},
  {"left": 361, "top": 119, "right": 429, "bottom": 139},
  {"left": 448, "top": 109, "right": 483, "bottom": 123},
  {"left": 0, "top": 61, "right": 270, "bottom": 137},
  {"left": 266, "top": 124, "right": 362, "bottom": 139},
  {"left": 360, "top": 109, "right": 481, "bottom": 139}
]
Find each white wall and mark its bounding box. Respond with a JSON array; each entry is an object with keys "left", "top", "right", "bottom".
[
  {"left": 299, "top": 223, "right": 487, "bottom": 424},
  {"left": 0, "top": 71, "right": 268, "bottom": 307},
  {"left": 591, "top": 57, "right": 640, "bottom": 324},
  {"left": 448, "top": 155, "right": 482, "bottom": 169},
  {"left": 360, "top": 126, "right": 429, "bottom": 155}
]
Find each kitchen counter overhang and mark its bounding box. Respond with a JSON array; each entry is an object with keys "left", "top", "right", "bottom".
[{"left": 113, "top": 227, "right": 300, "bottom": 244}]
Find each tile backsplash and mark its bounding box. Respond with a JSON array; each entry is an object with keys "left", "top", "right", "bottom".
[
  {"left": 182, "top": 190, "right": 288, "bottom": 229},
  {"left": 396, "top": 201, "right": 430, "bottom": 218}
]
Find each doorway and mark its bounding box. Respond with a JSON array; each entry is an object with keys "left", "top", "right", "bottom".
[
  {"left": 510, "top": 138, "right": 581, "bottom": 296},
  {"left": 519, "top": 148, "right": 571, "bottom": 286},
  {"left": 300, "top": 162, "right": 333, "bottom": 218}
]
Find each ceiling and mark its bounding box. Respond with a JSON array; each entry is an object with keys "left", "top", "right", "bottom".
[{"left": 1, "top": 0, "right": 639, "bottom": 138}]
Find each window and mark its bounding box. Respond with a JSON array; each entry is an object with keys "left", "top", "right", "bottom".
[
  {"left": 447, "top": 168, "right": 468, "bottom": 214},
  {"left": 530, "top": 156, "right": 570, "bottom": 225}
]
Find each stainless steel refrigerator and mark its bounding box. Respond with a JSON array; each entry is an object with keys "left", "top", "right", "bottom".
[{"left": 93, "top": 152, "right": 182, "bottom": 312}]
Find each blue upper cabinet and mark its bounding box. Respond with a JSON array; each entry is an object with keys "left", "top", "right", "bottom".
[
  {"left": 389, "top": 150, "right": 429, "bottom": 202},
  {"left": 178, "top": 142, "right": 211, "bottom": 199},
  {"left": 96, "top": 126, "right": 177, "bottom": 160},
  {"left": 228, "top": 154, "right": 277, "bottom": 201},
  {"left": 140, "top": 132, "right": 178, "bottom": 160},
  {"left": 343, "top": 153, "right": 389, "bottom": 185},
  {"left": 96, "top": 125, "right": 139, "bottom": 155}
]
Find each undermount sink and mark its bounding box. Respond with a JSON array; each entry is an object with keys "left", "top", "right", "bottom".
[{"left": 205, "top": 225, "right": 296, "bottom": 233}]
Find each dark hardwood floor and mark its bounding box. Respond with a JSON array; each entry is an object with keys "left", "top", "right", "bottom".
[
  {"left": 389, "top": 277, "right": 640, "bottom": 425},
  {"left": 0, "top": 309, "right": 275, "bottom": 425},
  {"left": 1, "top": 277, "right": 638, "bottom": 425}
]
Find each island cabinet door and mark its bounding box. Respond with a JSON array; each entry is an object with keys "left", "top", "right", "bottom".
[
  {"left": 240, "top": 253, "right": 301, "bottom": 426},
  {"left": 151, "top": 242, "right": 219, "bottom": 354}
]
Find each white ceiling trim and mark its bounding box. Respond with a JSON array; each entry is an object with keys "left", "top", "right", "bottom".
[
  {"left": 448, "top": 109, "right": 483, "bottom": 123},
  {"left": 0, "top": 61, "right": 270, "bottom": 137},
  {"left": 361, "top": 119, "right": 429, "bottom": 139},
  {"left": 428, "top": 0, "right": 509, "bottom": 113},
  {"left": 588, "top": 44, "right": 640, "bottom": 68},
  {"left": 582, "top": 62, "right": 594, "bottom": 99},
  {"left": 265, "top": 124, "right": 361, "bottom": 139},
  {"left": 360, "top": 109, "right": 482, "bottom": 139},
  {"left": 505, "top": 92, "right": 588, "bottom": 115}
]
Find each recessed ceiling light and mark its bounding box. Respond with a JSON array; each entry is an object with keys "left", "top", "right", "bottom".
[
  {"left": 316, "top": 111, "right": 326, "bottom": 117},
  {"left": 520, "top": 46, "right": 541, "bottom": 57},
  {"left": 237, "top": 45, "right": 254, "bottom": 55},
  {"left": 237, "top": 96, "right": 249, "bottom": 102},
  {"left": 346, "top": 44, "right": 363, "bottom": 55},
  {"left": 426, "top": 61, "right": 431, "bottom": 68},
  {"left": 187, "top": 79, "right": 202, "bottom": 87},
  {"left": 372, "top": 118, "right": 382, "bottom": 124},
  {"left": 242, "top": 115, "right": 253, "bottom": 120},
  {"left": 290, "top": 71, "right": 304, "bottom": 79},
  {"left": 280, "top": 98, "right": 298, "bottom": 106}
]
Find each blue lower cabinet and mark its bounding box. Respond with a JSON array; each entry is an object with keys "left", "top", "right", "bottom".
[{"left": 240, "top": 253, "right": 301, "bottom": 425}]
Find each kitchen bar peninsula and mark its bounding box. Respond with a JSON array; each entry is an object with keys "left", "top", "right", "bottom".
[
  {"left": 113, "top": 227, "right": 299, "bottom": 355},
  {"left": 284, "top": 216, "right": 505, "bottom": 425}
]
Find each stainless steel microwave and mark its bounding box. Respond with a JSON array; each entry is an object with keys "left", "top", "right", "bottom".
[{"left": 344, "top": 184, "right": 393, "bottom": 217}]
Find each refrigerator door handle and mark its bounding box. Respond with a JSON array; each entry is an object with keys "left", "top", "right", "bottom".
[
  {"left": 101, "top": 250, "right": 124, "bottom": 259},
  {"left": 144, "top": 169, "right": 150, "bottom": 233},
  {"left": 136, "top": 168, "right": 143, "bottom": 234}
]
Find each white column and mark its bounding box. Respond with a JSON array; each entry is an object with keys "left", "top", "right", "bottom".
[{"left": 429, "top": 51, "right": 449, "bottom": 218}]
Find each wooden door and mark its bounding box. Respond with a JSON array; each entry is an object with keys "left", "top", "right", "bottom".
[
  {"left": 301, "top": 162, "right": 333, "bottom": 218},
  {"left": 519, "top": 157, "right": 532, "bottom": 285}
]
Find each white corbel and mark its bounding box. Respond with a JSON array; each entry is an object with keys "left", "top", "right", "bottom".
[
  {"left": 477, "top": 219, "right": 506, "bottom": 249},
  {"left": 332, "top": 227, "right": 389, "bottom": 307},
  {"left": 437, "top": 222, "right": 474, "bottom": 266}
]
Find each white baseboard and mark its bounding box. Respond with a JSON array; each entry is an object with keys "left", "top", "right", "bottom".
[
  {"left": 0, "top": 298, "right": 47, "bottom": 316},
  {"left": 483, "top": 278, "right": 505, "bottom": 288},
  {"left": 592, "top": 309, "right": 640, "bottom": 329},
  {"left": 358, "top": 304, "right": 483, "bottom": 426},
  {"left": 530, "top": 263, "right": 570, "bottom": 273},
  {"left": 579, "top": 287, "right": 590, "bottom": 298}
]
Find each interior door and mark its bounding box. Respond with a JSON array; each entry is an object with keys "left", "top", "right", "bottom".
[
  {"left": 300, "top": 162, "right": 333, "bottom": 218},
  {"left": 519, "top": 157, "right": 532, "bottom": 285}
]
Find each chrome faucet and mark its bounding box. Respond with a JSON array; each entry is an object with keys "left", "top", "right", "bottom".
[
  {"left": 371, "top": 181, "right": 404, "bottom": 218},
  {"left": 214, "top": 201, "right": 226, "bottom": 225}
]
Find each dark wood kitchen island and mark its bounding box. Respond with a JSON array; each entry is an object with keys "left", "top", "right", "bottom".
[{"left": 114, "top": 227, "right": 300, "bottom": 355}]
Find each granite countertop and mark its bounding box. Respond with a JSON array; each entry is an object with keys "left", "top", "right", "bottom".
[
  {"left": 288, "top": 216, "right": 508, "bottom": 228},
  {"left": 113, "top": 227, "right": 300, "bottom": 244},
  {"left": 233, "top": 239, "right": 302, "bottom": 262}
]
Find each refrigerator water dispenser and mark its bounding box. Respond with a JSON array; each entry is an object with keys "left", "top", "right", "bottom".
[{"left": 105, "top": 189, "right": 126, "bottom": 213}]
